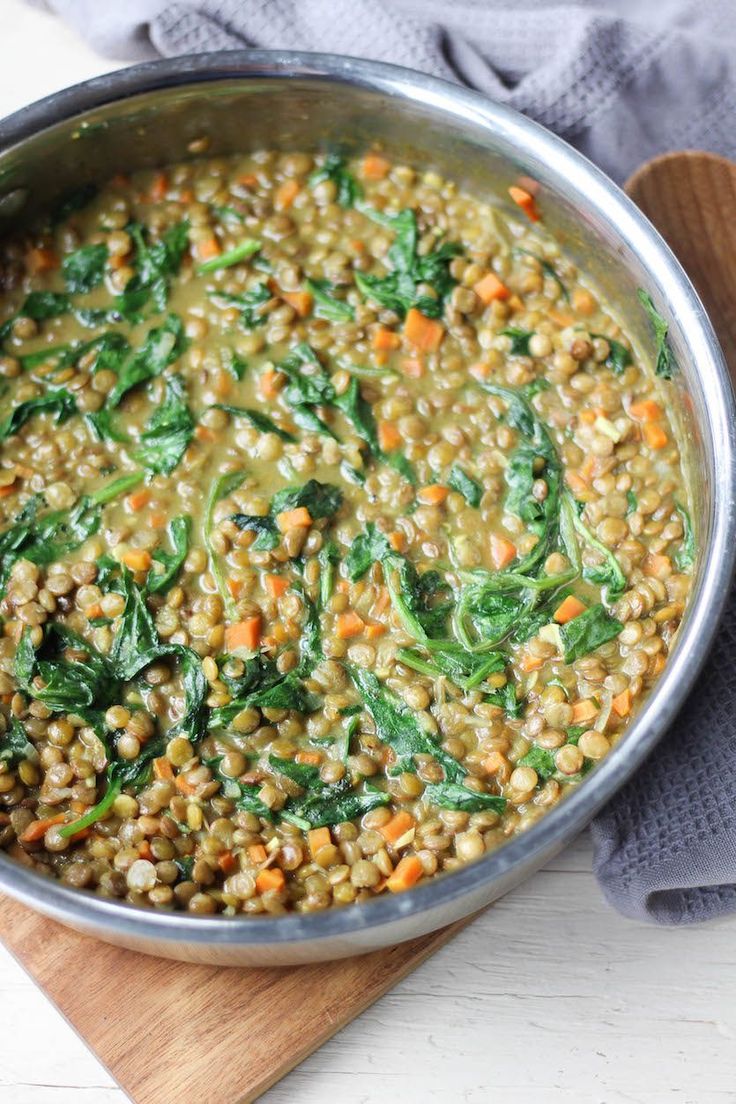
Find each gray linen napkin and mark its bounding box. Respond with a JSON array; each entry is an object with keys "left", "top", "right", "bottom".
[{"left": 33, "top": 0, "right": 736, "bottom": 923}]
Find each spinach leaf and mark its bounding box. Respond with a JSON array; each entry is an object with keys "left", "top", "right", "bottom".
[
  {"left": 422, "top": 781, "right": 506, "bottom": 814},
  {"left": 396, "top": 645, "right": 506, "bottom": 692},
  {"left": 226, "top": 351, "right": 248, "bottom": 380},
  {"left": 110, "top": 570, "right": 207, "bottom": 742},
  {"left": 196, "top": 239, "right": 260, "bottom": 274},
  {"left": 271, "top": 479, "right": 343, "bottom": 520},
  {"left": 59, "top": 736, "right": 167, "bottom": 839},
  {"left": 106, "top": 314, "right": 187, "bottom": 408},
  {"left": 517, "top": 744, "right": 556, "bottom": 780},
  {"left": 448, "top": 465, "right": 483, "bottom": 507},
  {"left": 345, "top": 522, "right": 391, "bottom": 581},
  {"left": 117, "top": 221, "right": 189, "bottom": 318},
  {"left": 626, "top": 490, "right": 638, "bottom": 515},
  {"left": 207, "top": 757, "right": 274, "bottom": 821},
  {"left": 147, "top": 515, "right": 190, "bottom": 595},
  {"left": 500, "top": 327, "right": 533, "bottom": 356},
  {"left": 349, "top": 667, "right": 466, "bottom": 783},
  {"left": 134, "top": 374, "right": 194, "bottom": 475},
  {"left": 354, "top": 206, "right": 459, "bottom": 319},
  {"left": 204, "top": 470, "right": 247, "bottom": 615},
  {"left": 567, "top": 494, "right": 627, "bottom": 599},
  {"left": 513, "top": 248, "right": 569, "bottom": 302},
  {"left": 333, "top": 376, "right": 380, "bottom": 454},
  {"left": 0, "top": 717, "right": 37, "bottom": 767},
  {"left": 559, "top": 603, "right": 623, "bottom": 663},
  {"left": 305, "top": 278, "right": 354, "bottom": 322},
  {"left": 637, "top": 288, "right": 674, "bottom": 379},
  {"left": 308, "top": 154, "right": 362, "bottom": 207},
  {"left": 211, "top": 403, "right": 296, "bottom": 442},
  {"left": 21, "top": 291, "right": 71, "bottom": 322},
  {"left": 0, "top": 473, "right": 142, "bottom": 593},
  {"left": 230, "top": 513, "right": 280, "bottom": 551},
  {"left": 16, "top": 623, "right": 118, "bottom": 713},
  {"left": 52, "top": 183, "right": 97, "bottom": 224},
  {"left": 0, "top": 390, "right": 78, "bottom": 441},
  {"left": 210, "top": 284, "right": 271, "bottom": 329},
  {"left": 278, "top": 342, "right": 339, "bottom": 439},
  {"left": 283, "top": 779, "right": 390, "bottom": 829},
  {"left": 86, "top": 407, "right": 130, "bottom": 444},
  {"left": 591, "top": 333, "right": 632, "bottom": 374},
  {"left": 318, "top": 540, "right": 339, "bottom": 608},
  {"left": 485, "top": 680, "right": 524, "bottom": 719},
  {"left": 674, "top": 503, "right": 695, "bottom": 572},
  {"left": 62, "top": 243, "right": 108, "bottom": 293}
]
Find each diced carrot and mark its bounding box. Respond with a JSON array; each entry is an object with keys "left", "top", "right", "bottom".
[
  {"left": 490, "top": 534, "right": 517, "bottom": 570},
  {"left": 280, "top": 289, "right": 313, "bottom": 317},
  {"left": 138, "top": 840, "right": 153, "bottom": 862},
  {"left": 238, "top": 173, "right": 259, "bottom": 188},
  {"left": 572, "top": 288, "right": 597, "bottom": 316},
  {"left": 276, "top": 506, "right": 312, "bottom": 532},
  {"left": 612, "top": 689, "right": 632, "bottom": 717},
  {"left": 175, "top": 775, "right": 197, "bottom": 796},
  {"left": 307, "top": 827, "right": 331, "bottom": 858},
  {"left": 19, "top": 814, "right": 65, "bottom": 843},
  {"left": 275, "top": 179, "right": 300, "bottom": 210},
  {"left": 194, "top": 425, "right": 215, "bottom": 443},
  {"left": 153, "top": 757, "right": 174, "bottom": 782},
  {"left": 380, "top": 810, "right": 416, "bottom": 845},
  {"left": 401, "top": 356, "right": 425, "bottom": 379},
  {"left": 85, "top": 603, "right": 103, "bottom": 621},
  {"left": 403, "top": 308, "right": 444, "bottom": 352},
  {"left": 642, "top": 553, "right": 672, "bottom": 578},
  {"left": 372, "top": 587, "right": 391, "bottom": 616},
  {"left": 26, "top": 247, "right": 58, "bottom": 274},
  {"left": 336, "top": 610, "right": 365, "bottom": 639},
  {"left": 256, "top": 867, "right": 286, "bottom": 893},
  {"left": 178, "top": 188, "right": 195, "bottom": 205},
  {"left": 378, "top": 420, "right": 401, "bottom": 451},
  {"left": 469, "top": 361, "right": 492, "bottom": 381},
  {"left": 548, "top": 307, "right": 574, "bottom": 327},
  {"left": 553, "top": 595, "right": 587, "bottom": 624},
  {"left": 68, "top": 827, "right": 92, "bottom": 843},
  {"left": 388, "top": 531, "right": 407, "bottom": 553},
  {"left": 509, "top": 185, "right": 540, "bottom": 221},
  {"left": 372, "top": 327, "right": 401, "bottom": 352},
  {"left": 225, "top": 615, "right": 262, "bottom": 652},
  {"left": 362, "top": 153, "right": 391, "bottom": 180},
  {"left": 365, "top": 622, "right": 386, "bottom": 640},
  {"left": 218, "top": 850, "right": 237, "bottom": 874},
  {"left": 473, "top": 271, "right": 509, "bottom": 305},
  {"left": 226, "top": 577, "right": 244, "bottom": 599},
  {"left": 579, "top": 455, "right": 597, "bottom": 483},
  {"left": 417, "top": 484, "right": 448, "bottom": 506},
  {"left": 643, "top": 423, "right": 668, "bottom": 449},
  {"left": 260, "top": 367, "right": 283, "bottom": 401},
  {"left": 248, "top": 843, "right": 268, "bottom": 864},
  {"left": 149, "top": 172, "right": 168, "bottom": 202},
  {"left": 126, "top": 488, "right": 151, "bottom": 512},
  {"left": 349, "top": 239, "right": 365, "bottom": 253},
  {"left": 108, "top": 253, "right": 127, "bottom": 270},
  {"left": 196, "top": 236, "right": 220, "bottom": 262},
  {"left": 295, "top": 750, "right": 322, "bottom": 766},
  {"left": 122, "top": 549, "right": 152, "bottom": 572},
  {"left": 148, "top": 511, "right": 167, "bottom": 530},
  {"left": 520, "top": 652, "right": 544, "bottom": 673},
  {"left": 578, "top": 409, "right": 597, "bottom": 426},
  {"left": 265, "top": 574, "right": 290, "bottom": 598},
  {"left": 572, "top": 699, "right": 598, "bottom": 724},
  {"left": 629, "top": 399, "right": 662, "bottom": 422},
  {"left": 386, "top": 855, "right": 424, "bottom": 893},
  {"left": 0, "top": 483, "right": 16, "bottom": 498}
]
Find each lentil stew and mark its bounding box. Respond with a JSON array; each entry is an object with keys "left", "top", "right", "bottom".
[{"left": 0, "top": 149, "right": 692, "bottom": 916}]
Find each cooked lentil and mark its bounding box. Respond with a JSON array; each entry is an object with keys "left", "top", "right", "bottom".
[{"left": 0, "top": 150, "right": 692, "bottom": 914}]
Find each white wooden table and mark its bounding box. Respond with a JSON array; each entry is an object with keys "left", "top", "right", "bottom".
[{"left": 1, "top": 4, "right": 735, "bottom": 1101}]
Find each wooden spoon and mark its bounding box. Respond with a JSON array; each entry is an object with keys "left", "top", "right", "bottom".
[{"left": 625, "top": 151, "right": 736, "bottom": 377}]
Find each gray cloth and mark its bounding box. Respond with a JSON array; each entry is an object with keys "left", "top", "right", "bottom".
[{"left": 37, "top": 0, "right": 736, "bottom": 924}]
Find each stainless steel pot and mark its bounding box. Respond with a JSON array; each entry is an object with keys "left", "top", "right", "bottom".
[{"left": 0, "top": 52, "right": 734, "bottom": 966}]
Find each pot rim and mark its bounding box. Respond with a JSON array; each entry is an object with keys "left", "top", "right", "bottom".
[{"left": 0, "top": 50, "right": 734, "bottom": 949}]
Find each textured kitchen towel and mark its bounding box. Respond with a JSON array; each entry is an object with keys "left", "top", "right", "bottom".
[{"left": 35, "top": 0, "right": 736, "bottom": 924}]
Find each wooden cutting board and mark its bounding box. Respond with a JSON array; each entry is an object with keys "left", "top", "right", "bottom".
[
  {"left": 0, "top": 891, "right": 470, "bottom": 1103},
  {"left": 1, "top": 151, "right": 729, "bottom": 1104}
]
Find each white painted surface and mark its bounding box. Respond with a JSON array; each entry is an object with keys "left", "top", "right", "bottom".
[{"left": 1, "top": 4, "right": 735, "bottom": 1102}]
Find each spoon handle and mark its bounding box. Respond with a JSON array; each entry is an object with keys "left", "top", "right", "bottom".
[{"left": 626, "top": 151, "right": 736, "bottom": 380}]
